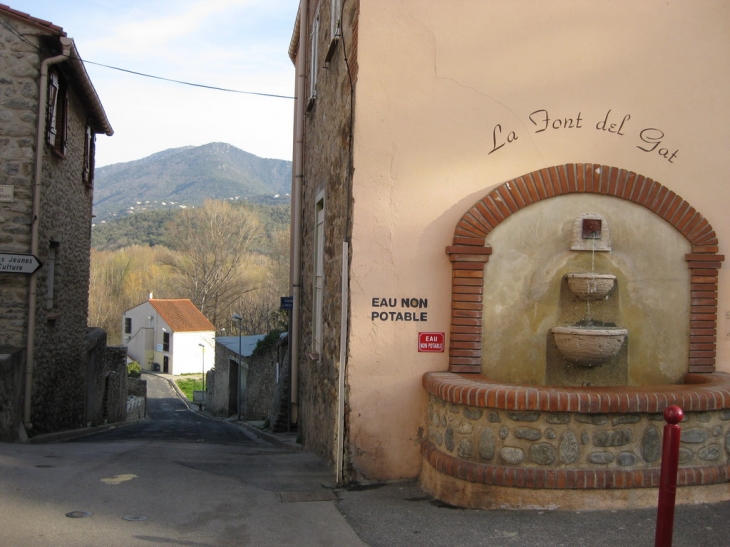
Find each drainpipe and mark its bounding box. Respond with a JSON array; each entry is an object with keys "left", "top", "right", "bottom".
[
  {"left": 290, "top": 0, "right": 308, "bottom": 426},
  {"left": 336, "top": 241, "right": 348, "bottom": 483},
  {"left": 23, "top": 37, "right": 73, "bottom": 431}
]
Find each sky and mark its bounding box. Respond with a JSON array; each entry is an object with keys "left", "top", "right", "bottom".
[{"left": 8, "top": 0, "right": 299, "bottom": 167}]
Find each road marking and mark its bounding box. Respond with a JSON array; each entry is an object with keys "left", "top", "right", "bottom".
[{"left": 101, "top": 474, "right": 137, "bottom": 485}]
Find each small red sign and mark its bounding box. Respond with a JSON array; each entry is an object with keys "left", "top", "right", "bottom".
[{"left": 418, "top": 332, "right": 445, "bottom": 353}]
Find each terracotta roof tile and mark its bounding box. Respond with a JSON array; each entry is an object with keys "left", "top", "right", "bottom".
[
  {"left": 0, "top": 4, "right": 112, "bottom": 136},
  {"left": 0, "top": 4, "right": 66, "bottom": 35},
  {"left": 148, "top": 299, "right": 215, "bottom": 332}
]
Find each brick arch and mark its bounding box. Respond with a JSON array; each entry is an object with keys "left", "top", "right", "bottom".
[{"left": 446, "top": 163, "right": 723, "bottom": 374}]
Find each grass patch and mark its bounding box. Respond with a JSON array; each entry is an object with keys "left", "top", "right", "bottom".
[{"left": 175, "top": 378, "right": 203, "bottom": 400}]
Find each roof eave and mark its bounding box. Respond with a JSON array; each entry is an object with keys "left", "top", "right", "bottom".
[
  {"left": 0, "top": 5, "right": 113, "bottom": 136},
  {"left": 288, "top": 4, "right": 300, "bottom": 64},
  {"left": 64, "top": 39, "right": 114, "bottom": 136}
]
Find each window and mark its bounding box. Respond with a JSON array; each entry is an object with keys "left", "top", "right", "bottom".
[
  {"left": 83, "top": 125, "right": 95, "bottom": 187},
  {"left": 308, "top": 14, "right": 320, "bottom": 108},
  {"left": 45, "top": 242, "right": 59, "bottom": 309},
  {"left": 331, "top": 0, "right": 342, "bottom": 38},
  {"left": 124, "top": 317, "right": 132, "bottom": 334},
  {"left": 46, "top": 69, "right": 68, "bottom": 156},
  {"left": 313, "top": 195, "right": 325, "bottom": 355},
  {"left": 325, "top": 0, "right": 342, "bottom": 62},
  {"left": 163, "top": 332, "right": 170, "bottom": 352}
]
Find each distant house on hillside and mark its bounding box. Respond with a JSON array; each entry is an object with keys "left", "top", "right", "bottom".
[
  {"left": 123, "top": 298, "right": 214, "bottom": 376},
  {"left": 0, "top": 5, "right": 114, "bottom": 439}
]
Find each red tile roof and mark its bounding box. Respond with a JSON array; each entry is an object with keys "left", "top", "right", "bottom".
[
  {"left": 0, "top": 4, "right": 65, "bottom": 35},
  {"left": 148, "top": 299, "right": 215, "bottom": 332},
  {"left": 0, "top": 4, "right": 113, "bottom": 136}
]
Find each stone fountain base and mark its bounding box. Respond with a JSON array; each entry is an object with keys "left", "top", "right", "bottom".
[
  {"left": 420, "top": 456, "right": 730, "bottom": 511},
  {"left": 421, "top": 371, "right": 730, "bottom": 510}
]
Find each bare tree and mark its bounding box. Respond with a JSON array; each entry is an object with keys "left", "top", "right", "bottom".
[
  {"left": 165, "top": 200, "right": 263, "bottom": 327},
  {"left": 225, "top": 230, "right": 290, "bottom": 336},
  {"left": 88, "top": 245, "right": 175, "bottom": 343}
]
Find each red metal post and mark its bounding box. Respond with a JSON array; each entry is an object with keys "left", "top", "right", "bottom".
[{"left": 655, "top": 405, "right": 684, "bottom": 547}]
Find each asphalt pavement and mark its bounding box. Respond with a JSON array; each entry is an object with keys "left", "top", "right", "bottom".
[{"left": 2, "top": 372, "right": 728, "bottom": 547}]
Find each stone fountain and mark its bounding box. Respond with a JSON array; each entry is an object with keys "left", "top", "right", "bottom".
[
  {"left": 551, "top": 234, "right": 628, "bottom": 369},
  {"left": 420, "top": 164, "right": 729, "bottom": 511}
]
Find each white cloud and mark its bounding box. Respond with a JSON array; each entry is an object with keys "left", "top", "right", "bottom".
[{"left": 87, "top": 0, "right": 261, "bottom": 56}]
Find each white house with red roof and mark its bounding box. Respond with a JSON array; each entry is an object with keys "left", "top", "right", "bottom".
[{"left": 123, "top": 298, "right": 215, "bottom": 375}]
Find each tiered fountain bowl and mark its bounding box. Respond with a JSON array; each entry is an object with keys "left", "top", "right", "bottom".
[
  {"left": 565, "top": 272, "right": 616, "bottom": 301},
  {"left": 552, "top": 272, "right": 626, "bottom": 367},
  {"left": 551, "top": 325, "right": 628, "bottom": 367}
]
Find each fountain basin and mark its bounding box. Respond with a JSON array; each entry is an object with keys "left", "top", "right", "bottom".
[
  {"left": 565, "top": 272, "right": 616, "bottom": 301},
  {"left": 551, "top": 326, "right": 627, "bottom": 367},
  {"left": 421, "top": 371, "right": 730, "bottom": 510}
]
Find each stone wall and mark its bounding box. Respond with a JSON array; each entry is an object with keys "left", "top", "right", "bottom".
[
  {"left": 209, "top": 337, "right": 284, "bottom": 420},
  {"left": 103, "top": 345, "right": 128, "bottom": 423},
  {"left": 298, "top": 0, "right": 359, "bottom": 470},
  {"left": 269, "top": 341, "right": 290, "bottom": 432},
  {"left": 0, "top": 347, "right": 24, "bottom": 441},
  {"left": 126, "top": 395, "right": 145, "bottom": 421},
  {"left": 0, "top": 17, "right": 42, "bottom": 346},
  {"left": 84, "top": 328, "right": 107, "bottom": 425},
  {"left": 422, "top": 371, "right": 730, "bottom": 508},
  {"left": 208, "top": 343, "right": 237, "bottom": 417},
  {"left": 31, "top": 78, "right": 97, "bottom": 433},
  {"left": 427, "top": 396, "right": 730, "bottom": 473},
  {"left": 0, "top": 17, "right": 104, "bottom": 434},
  {"left": 126, "top": 377, "right": 146, "bottom": 421},
  {"left": 241, "top": 343, "right": 281, "bottom": 421},
  {"left": 80, "top": 335, "right": 128, "bottom": 427}
]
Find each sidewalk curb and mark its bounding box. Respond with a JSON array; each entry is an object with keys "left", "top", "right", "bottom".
[
  {"left": 26, "top": 418, "right": 145, "bottom": 444},
  {"left": 238, "top": 422, "right": 302, "bottom": 451}
]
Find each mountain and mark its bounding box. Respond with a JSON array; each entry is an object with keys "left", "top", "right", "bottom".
[{"left": 92, "top": 143, "right": 292, "bottom": 221}]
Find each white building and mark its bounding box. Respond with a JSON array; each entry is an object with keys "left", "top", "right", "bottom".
[{"left": 123, "top": 299, "right": 215, "bottom": 375}]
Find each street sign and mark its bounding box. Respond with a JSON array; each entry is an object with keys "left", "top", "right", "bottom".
[
  {"left": 0, "top": 185, "right": 13, "bottom": 202},
  {"left": 0, "top": 253, "right": 42, "bottom": 274},
  {"left": 418, "top": 332, "right": 445, "bottom": 352},
  {"left": 280, "top": 296, "right": 293, "bottom": 310}
]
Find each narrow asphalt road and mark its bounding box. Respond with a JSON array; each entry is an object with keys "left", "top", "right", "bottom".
[
  {"left": 0, "top": 372, "right": 364, "bottom": 547},
  {"left": 3, "top": 374, "right": 729, "bottom": 546},
  {"left": 74, "top": 373, "right": 263, "bottom": 445}
]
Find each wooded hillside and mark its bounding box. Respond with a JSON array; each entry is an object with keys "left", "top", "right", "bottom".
[{"left": 90, "top": 200, "right": 291, "bottom": 344}]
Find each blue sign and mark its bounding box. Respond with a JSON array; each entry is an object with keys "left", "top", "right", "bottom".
[{"left": 280, "top": 296, "right": 293, "bottom": 310}]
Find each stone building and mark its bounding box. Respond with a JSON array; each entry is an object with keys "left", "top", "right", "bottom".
[
  {"left": 0, "top": 5, "right": 113, "bottom": 438},
  {"left": 287, "top": 1, "right": 730, "bottom": 508},
  {"left": 207, "top": 333, "right": 286, "bottom": 421}
]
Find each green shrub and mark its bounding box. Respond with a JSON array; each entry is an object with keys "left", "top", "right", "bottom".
[
  {"left": 127, "top": 361, "right": 142, "bottom": 378},
  {"left": 253, "top": 330, "right": 283, "bottom": 357}
]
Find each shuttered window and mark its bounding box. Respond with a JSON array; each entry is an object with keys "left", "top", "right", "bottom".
[
  {"left": 83, "top": 125, "right": 95, "bottom": 187},
  {"left": 46, "top": 69, "right": 68, "bottom": 156},
  {"left": 325, "top": 0, "right": 342, "bottom": 62},
  {"left": 308, "top": 13, "right": 320, "bottom": 108}
]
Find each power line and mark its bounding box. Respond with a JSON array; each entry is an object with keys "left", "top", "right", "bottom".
[
  {"left": 81, "top": 59, "right": 295, "bottom": 100},
  {"left": 0, "top": 15, "right": 294, "bottom": 100}
]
